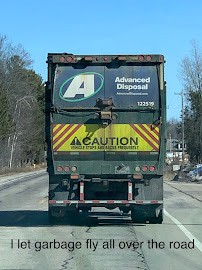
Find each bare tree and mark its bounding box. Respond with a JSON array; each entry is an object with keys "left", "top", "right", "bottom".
[
  {"left": 0, "top": 34, "right": 44, "bottom": 170},
  {"left": 180, "top": 41, "right": 202, "bottom": 163}
]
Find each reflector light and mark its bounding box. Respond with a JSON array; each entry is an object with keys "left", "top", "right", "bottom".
[
  {"left": 149, "top": 166, "right": 155, "bottom": 172},
  {"left": 71, "top": 166, "right": 77, "bottom": 172},
  {"left": 57, "top": 166, "right": 63, "bottom": 172},
  {"left": 142, "top": 165, "right": 148, "bottom": 172},
  {"left": 118, "top": 56, "right": 126, "bottom": 61},
  {"left": 64, "top": 165, "right": 70, "bottom": 172},
  {"left": 67, "top": 56, "right": 73, "bottom": 62},
  {"left": 60, "top": 57, "right": 65, "bottom": 62},
  {"left": 138, "top": 55, "right": 144, "bottom": 61},
  {"left": 159, "top": 56, "right": 164, "bottom": 62},
  {"left": 133, "top": 174, "right": 143, "bottom": 179},
  {"left": 146, "top": 55, "right": 152, "bottom": 61},
  {"left": 70, "top": 174, "right": 79, "bottom": 179},
  {"left": 85, "top": 56, "right": 93, "bottom": 61},
  {"left": 104, "top": 57, "right": 108, "bottom": 61}
]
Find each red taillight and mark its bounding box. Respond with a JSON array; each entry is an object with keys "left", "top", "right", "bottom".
[
  {"left": 60, "top": 57, "right": 65, "bottom": 62},
  {"left": 67, "top": 56, "right": 73, "bottom": 62},
  {"left": 64, "top": 165, "right": 70, "bottom": 172},
  {"left": 149, "top": 166, "right": 155, "bottom": 172},
  {"left": 142, "top": 165, "right": 148, "bottom": 172},
  {"left": 57, "top": 165, "right": 63, "bottom": 172}
]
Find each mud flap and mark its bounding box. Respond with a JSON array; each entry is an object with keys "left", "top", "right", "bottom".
[{"left": 131, "top": 204, "right": 163, "bottom": 224}]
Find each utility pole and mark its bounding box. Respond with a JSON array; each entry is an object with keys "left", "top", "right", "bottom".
[
  {"left": 169, "top": 133, "right": 172, "bottom": 152},
  {"left": 174, "top": 90, "right": 185, "bottom": 164}
]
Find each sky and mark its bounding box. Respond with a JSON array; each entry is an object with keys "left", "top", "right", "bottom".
[{"left": 0, "top": 0, "right": 202, "bottom": 120}]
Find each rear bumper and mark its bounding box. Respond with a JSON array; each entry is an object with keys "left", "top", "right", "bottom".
[{"left": 49, "top": 199, "right": 163, "bottom": 206}]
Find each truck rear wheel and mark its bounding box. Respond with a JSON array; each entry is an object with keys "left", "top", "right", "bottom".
[
  {"left": 48, "top": 210, "right": 64, "bottom": 224},
  {"left": 49, "top": 209, "right": 79, "bottom": 225},
  {"left": 148, "top": 210, "right": 163, "bottom": 224},
  {"left": 131, "top": 207, "right": 163, "bottom": 224},
  {"left": 131, "top": 209, "right": 147, "bottom": 223}
]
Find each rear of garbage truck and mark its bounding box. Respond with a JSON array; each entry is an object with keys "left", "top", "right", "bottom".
[{"left": 46, "top": 54, "right": 166, "bottom": 223}]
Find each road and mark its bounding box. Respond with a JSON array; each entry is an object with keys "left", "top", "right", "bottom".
[{"left": 0, "top": 171, "right": 202, "bottom": 270}]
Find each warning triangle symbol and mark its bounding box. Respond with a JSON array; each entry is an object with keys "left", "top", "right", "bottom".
[{"left": 70, "top": 137, "right": 82, "bottom": 145}]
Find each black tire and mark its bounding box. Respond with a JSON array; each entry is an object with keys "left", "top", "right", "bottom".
[
  {"left": 48, "top": 211, "right": 61, "bottom": 224},
  {"left": 131, "top": 209, "right": 147, "bottom": 223},
  {"left": 148, "top": 210, "right": 163, "bottom": 224}
]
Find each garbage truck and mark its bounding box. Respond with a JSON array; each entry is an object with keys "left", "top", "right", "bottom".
[{"left": 45, "top": 53, "right": 166, "bottom": 223}]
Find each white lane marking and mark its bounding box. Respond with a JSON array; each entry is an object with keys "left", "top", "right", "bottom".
[{"left": 164, "top": 209, "right": 202, "bottom": 253}]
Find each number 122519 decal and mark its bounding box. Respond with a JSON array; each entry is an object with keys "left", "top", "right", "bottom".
[{"left": 137, "top": 102, "right": 155, "bottom": 106}]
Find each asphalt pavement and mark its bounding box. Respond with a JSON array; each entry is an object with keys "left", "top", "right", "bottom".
[{"left": 0, "top": 171, "right": 202, "bottom": 270}]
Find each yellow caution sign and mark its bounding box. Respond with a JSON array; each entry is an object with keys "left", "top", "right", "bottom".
[{"left": 52, "top": 124, "right": 159, "bottom": 152}]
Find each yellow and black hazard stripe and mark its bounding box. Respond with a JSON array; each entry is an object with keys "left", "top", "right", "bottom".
[
  {"left": 52, "top": 124, "right": 82, "bottom": 151},
  {"left": 52, "top": 123, "right": 160, "bottom": 152},
  {"left": 130, "top": 124, "right": 159, "bottom": 151}
]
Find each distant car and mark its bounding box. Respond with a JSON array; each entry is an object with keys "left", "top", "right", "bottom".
[
  {"left": 195, "top": 164, "right": 202, "bottom": 169},
  {"left": 187, "top": 166, "right": 202, "bottom": 181}
]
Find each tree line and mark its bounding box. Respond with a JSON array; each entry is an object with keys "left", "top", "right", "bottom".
[
  {"left": 180, "top": 42, "right": 202, "bottom": 163},
  {"left": 0, "top": 35, "right": 44, "bottom": 170},
  {"left": 168, "top": 41, "right": 202, "bottom": 164}
]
